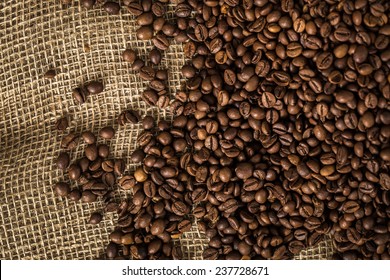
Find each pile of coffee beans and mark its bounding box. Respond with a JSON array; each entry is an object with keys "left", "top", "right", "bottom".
[
  {"left": 55, "top": 124, "right": 129, "bottom": 215},
  {"left": 54, "top": 0, "right": 390, "bottom": 260}
]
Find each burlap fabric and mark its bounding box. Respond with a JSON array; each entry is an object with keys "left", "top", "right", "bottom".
[{"left": 0, "top": 0, "right": 334, "bottom": 260}]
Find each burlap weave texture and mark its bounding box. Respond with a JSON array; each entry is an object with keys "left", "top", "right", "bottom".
[{"left": 0, "top": 0, "right": 334, "bottom": 260}]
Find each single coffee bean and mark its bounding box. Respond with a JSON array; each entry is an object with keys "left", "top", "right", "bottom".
[
  {"left": 149, "top": 48, "right": 162, "bottom": 65},
  {"left": 55, "top": 117, "right": 68, "bottom": 131},
  {"left": 171, "top": 201, "right": 190, "bottom": 216},
  {"left": 139, "top": 66, "right": 156, "bottom": 81},
  {"left": 44, "top": 69, "right": 57, "bottom": 79},
  {"left": 122, "top": 49, "right": 137, "bottom": 63},
  {"left": 103, "top": 1, "right": 120, "bottom": 15},
  {"left": 152, "top": 34, "right": 170, "bottom": 50},
  {"left": 53, "top": 182, "right": 70, "bottom": 197},
  {"left": 61, "top": 133, "right": 79, "bottom": 150},
  {"left": 99, "top": 126, "right": 115, "bottom": 139},
  {"left": 81, "top": 0, "right": 95, "bottom": 9},
  {"left": 56, "top": 152, "right": 70, "bottom": 170},
  {"left": 88, "top": 212, "right": 102, "bottom": 224},
  {"left": 134, "top": 167, "right": 148, "bottom": 182},
  {"left": 86, "top": 81, "right": 104, "bottom": 95},
  {"left": 136, "top": 26, "right": 154, "bottom": 40},
  {"left": 85, "top": 144, "right": 98, "bottom": 161}
]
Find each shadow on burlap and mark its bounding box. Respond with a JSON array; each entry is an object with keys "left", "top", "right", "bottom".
[{"left": 0, "top": 0, "right": 334, "bottom": 260}]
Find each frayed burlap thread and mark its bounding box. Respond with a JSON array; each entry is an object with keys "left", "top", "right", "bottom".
[{"left": 0, "top": 0, "right": 334, "bottom": 260}]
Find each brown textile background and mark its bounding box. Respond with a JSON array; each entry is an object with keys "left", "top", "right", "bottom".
[{"left": 0, "top": 0, "right": 334, "bottom": 260}]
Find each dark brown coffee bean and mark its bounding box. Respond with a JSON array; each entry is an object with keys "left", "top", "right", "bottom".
[
  {"left": 224, "top": 69, "right": 236, "bottom": 86},
  {"left": 122, "top": 49, "right": 137, "bottom": 64},
  {"left": 99, "top": 126, "right": 115, "bottom": 139},
  {"left": 106, "top": 242, "right": 118, "bottom": 259},
  {"left": 171, "top": 201, "right": 190, "bottom": 216},
  {"left": 68, "top": 189, "right": 81, "bottom": 201},
  {"left": 61, "top": 133, "right": 79, "bottom": 150},
  {"left": 149, "top": 48, "right": 162, "bottom": 65},
  {"left": 152, "top": 34, "right": 170, "bottom": 50},
  {"left": 137, "top": 12, "right": 154, "bottom": 26},
  {"left": 152, "top": 2, "right": 165, "bottom": 17},
  {"left": 175, "top": 3, "right": 191, "bottom": 18},
  {"left": 88, "top": 212, "right": 102, "bottom": 224},
  {"left": 142, "top": 89, "right": 158, "bottom": 106},
  {"left": 219, "top": 198, "right": 239, "bottom": 214},
  {"left": 55, "top": 117, "right": 68, "bottom": 131},
  {"left": 44, "top": 69, "right": 57, "bottom": 79},
  {"left": 127, "top": 2, "right": 143, "bottom": 16},
  {"left": 81, "top": 190, "right": 97, "bottom": 203},
  {"left": 151, "top": 218, "right": 165, "bottom": 235},
  {"left": 56, "top": 152, "right": 70, "bottom": 170},
  {"left": 136, "top": 26, "right": 153, "bottom": 40},
  {"left": 103, "top": 1, "right": 120, "bottom": 15},
  {"left": 53, "top": 182, "right": 70, "bottom": 197},
  {"left": 98, "top": 144, "right": 110, "bottom": 158},
  {"left": 178, "top": 219, "right": 192, "bottom": 233},
  {"left": 203, "top": 248, "right": 218, "bottom": 260},
  {"left": 86, "top": 81, "right": 104, "bottom": 95},
  {"left": 140, "top": 66, "right": 156, "bottom": 81}
]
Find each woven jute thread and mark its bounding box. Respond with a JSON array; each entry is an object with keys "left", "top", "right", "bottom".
[{"left": 0, "top": 0, "right": 334, "bottom": 260}]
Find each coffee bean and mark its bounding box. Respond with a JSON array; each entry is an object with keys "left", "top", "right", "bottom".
[
  {"left": 127, "top": 2, "right": 143, "bottom": 16},
  {"left": 56, "top": 152, "right": 70, "bottom": 170},
  {"left": 149, "top": 48, "right": 162, "bottom": 65},
  {"left": 122, "top": 49, "right": 137, "bottom": 63},
  {"left": 81, "top": 0, "right": 95, "bottom": 9},
  {"left": 61, "top": 133, "right": 79, "bottom": 150},
  {"left": 86, "top": 81, "right": 104, "bottom": 95},
  {"left": 117, "top": 110, "right": 139, "bottom": 125},
  {"left": 103, "top": 1, "right": 120, "bottom": 15},
  {"left": 99, "top": 126, "right": 115, "bottom": 139},
  {"left": 55, "top": 117, "right": 68, "bottom": 131},
  {"left": 152, "top": 34, "right": 170, "bottom": 50},
  {"left": 53, "top": 182, "right": 70, "bottom": 197},
  {"left": 106, "top": 242, "right": 118, "bottom": 259},
  {"left": 202, "top": 248, "right": 218, "bottom": 260},
  {"left": 137, "top": 26, "right": 153, "bottom": 40},
  {"left": 89, "top": 212, "right": 103, "bottom": 224},
  {"left": 171, "top": 201, "right": 190, "bottom": 216},
  {"left": 142, "top": 89, "right": 158, "bottom": 106},
  {"left": 139, "top": 66, "right": 156, "bottom": 81},
  {"left": 72, "top": 88, "right": 87, "bottom": 104},
  {"left": 175, "top": 3, "right": 191, "bottom": 18},
  {"left": 44, "top": 69, "right": 57, "bottom": 79}
]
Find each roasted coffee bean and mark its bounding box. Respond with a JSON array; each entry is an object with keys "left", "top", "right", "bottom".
[
  {"left": 149, "top": 48, "right": 162, "bottom": 65},
  {"left": 81, "top": 0, "right": 95, "bottom": 9},
  {"left": 61, "top": 133, "right": 79, "bottom": 150},
  {"left": 202, "top": 248, "right": 218, "bottom": 260},
  {"left": 142, "top": 89, "right": 158, "bottom": 106},
  {"left": 53, "top": 182, "right": 70, "bottom": 197},
  {"left": 44, "top": 69, "right": 57, "bottom": 79},
  {"left": 137, "top": 26, "right": 153, "bottom": 40},
  {"left": 86, "top": 81, "right": 104, "bottom": 95},
  {"left": 122, "top": 49, "right": 137, "bottom": 64},
  {"left": 171, "top": 201, "right": 190, "bottom": 216},
  {"left": 88, "top": 212, "right": 102, "bottom": 224},
  {"left": 73, "top": 83, "right": 91, "bottom": 103},
  {"left": 117, "top": 110, "right": 139, "bottom": 125},
  {"left": 99, "top": 126, "right": 115, "bottom": 139},
  {"left": 55, "top": 117, "right": 68, "bottom": 131},
  {"left": 56, "top": 152, "right": 70, "bottom": 170},
  {"left": 152, "top": 34, "right": 170, "bottom": 50},
  {"left": 103, "top": 1, "right": 120, "bottom": 15}
]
